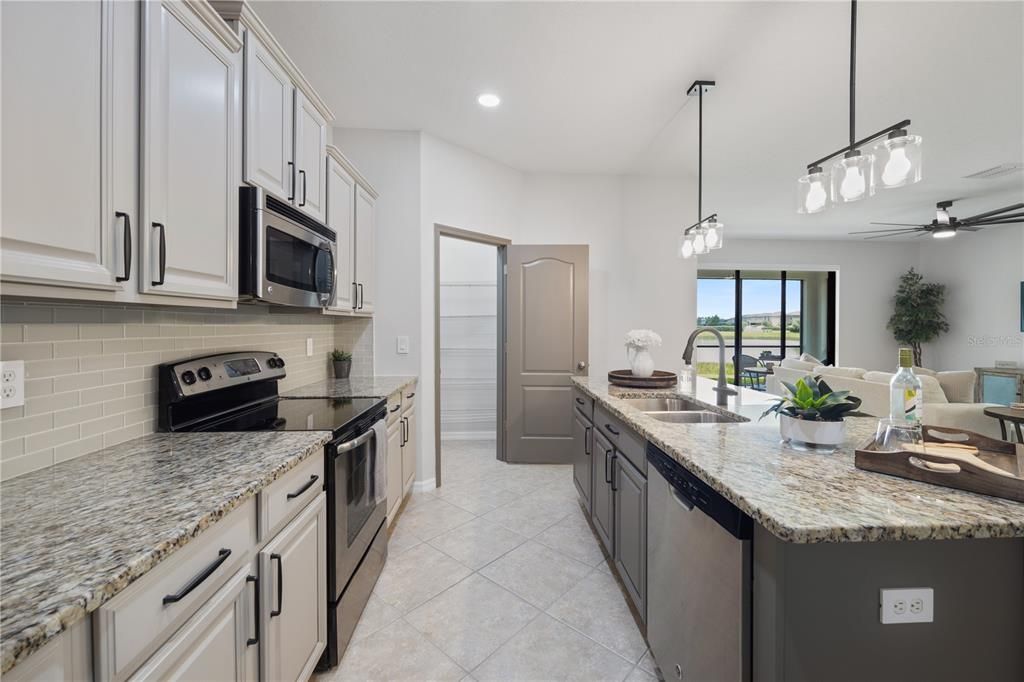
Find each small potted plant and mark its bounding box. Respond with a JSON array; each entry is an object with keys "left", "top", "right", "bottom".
[
  {"left": 331, "top": 349, "right": 352, "bottom": 379},
  {"left": 760, "top": 376, "right": 861, "bottom": 451}
]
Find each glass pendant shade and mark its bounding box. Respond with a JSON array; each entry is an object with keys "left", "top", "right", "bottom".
[
  {"left": 796, "top": 167, "right": 830, "bottom": 214},
  {"left": 704, "top": 221, "right": 724, "bottom": 250},
  {"left": 678, "top": 234, "right": 695, "bottom": 259},
  {"left": 692, "top": 227, "right": 708, "bottom": 255},
  {"left": 831, "top": 151, "right": 875, "bottom": 203},
  {"left": 875, "top": 133, "right": 922, "bottom": 189}
]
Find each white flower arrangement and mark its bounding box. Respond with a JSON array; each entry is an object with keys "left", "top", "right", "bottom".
[{"left": 624, "top": 329, "right": 662, "bottom": 350}]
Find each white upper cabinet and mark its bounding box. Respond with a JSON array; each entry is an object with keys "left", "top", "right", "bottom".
[
  {"left": 1, "top": 0, "right": 135, "bottom": 290},
  {"left": 141, "top": 0, "right": 242, "bottom": 300},
  {"left": 326, "top": 152, "right": 356, "bottom": 311},
  {"left": 294, "top": 92, "right": 328, "bottom": 223},
  {"left": 354, "top": 185, "right": 377, "bottom": 314},
  {"left": 243, "top": 32, "right": 294, "bottom": 204}
]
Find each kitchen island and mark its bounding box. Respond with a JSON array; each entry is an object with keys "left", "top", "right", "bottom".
[{"left": 572, "top": 375, "right": 1024, "bottom": 682}]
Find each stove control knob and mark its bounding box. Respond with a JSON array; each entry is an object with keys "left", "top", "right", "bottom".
[
  {"left": 267, "top": 357, "right": 279, "bottom": 368},
  {"left": 197, "top": 367, "right": 213, "bottom": 381},
  {"left": 276, "top": 357, "right": 286, "bottom": 368},
  {"left": 181, "top": 370, "right": 197, "bottom": 386}
]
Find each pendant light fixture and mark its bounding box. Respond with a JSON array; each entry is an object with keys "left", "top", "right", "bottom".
[
  {"left": 797, "top": 0, "right": 921, "bottom": 214},
  {"left": 679, "top": 80, "right": 722, "bottom": 259}
]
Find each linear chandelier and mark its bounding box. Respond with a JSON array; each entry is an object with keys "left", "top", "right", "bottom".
[
  {"left": 797, "top": 0, "right": 922, "bottom": 214},
  {"left": 679, "top": 80, "right": 722, "bottom": 259}
]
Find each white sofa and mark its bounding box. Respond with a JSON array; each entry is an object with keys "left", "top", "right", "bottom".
[{"left": 766, "top": 358, "right": 1007, "bottom": 441}]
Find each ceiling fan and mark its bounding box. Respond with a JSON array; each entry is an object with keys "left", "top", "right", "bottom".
[{"left": 850, "top": 200, "right": 1024, "bottom": 240}]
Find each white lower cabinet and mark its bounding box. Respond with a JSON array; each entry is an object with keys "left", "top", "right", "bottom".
[
  {"left": 128, "top": 567, "right": 257, "bottom": 681},
  {"left": 259, "top": 493, "right": 327, "bottom": 682},
  {"left": 401, "top": 396, "right": 418, "bottom": 494},
  {"left": 386, "top": 414, "right": 403, "bottom": 525}
]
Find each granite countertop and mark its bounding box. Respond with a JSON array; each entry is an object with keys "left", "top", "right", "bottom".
[
  {"left": 284, "top": 375, "right": 418, "bottom": 400},
  {"left": 0, "top": 430, "right": 331, "bottom": 673},
  {"left": 573, "top": 375, "right": 1024, "bottom": 544}
]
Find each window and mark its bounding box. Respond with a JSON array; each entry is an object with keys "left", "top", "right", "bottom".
[{"left": 697, "top": 269, "right": 835, "bottom": 387}]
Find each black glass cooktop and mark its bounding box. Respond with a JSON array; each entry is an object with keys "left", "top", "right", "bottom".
[{"left": 195, "top": 397, "right": 383, "bottom": 434}]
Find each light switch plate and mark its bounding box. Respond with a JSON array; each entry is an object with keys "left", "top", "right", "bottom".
[
  {"left": 396, "top": 336, "right": 410, "bottom": 355},
  {"left": 1, "top": 360, "right": 25, "bottom": 409},
  {"left": 306, "top": 338, "right": 314, "bottom": 357},
  {"left": 880, "top": 587, "right": 934, "bottom": 624}
]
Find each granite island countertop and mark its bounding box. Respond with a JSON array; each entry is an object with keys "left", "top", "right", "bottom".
[
  {"left": 284, "top": 375, "right": 418, "bottom": 400},
  {"left": 573, "top": 375, "right": 1024, "bottom": 544},
  {"left": 0, "top": 430, "right": 331, "bottom": 674}
]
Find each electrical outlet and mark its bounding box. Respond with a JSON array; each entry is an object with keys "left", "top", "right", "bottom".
[
  {"left": 306, "top": 338, "right": 314, "bottom": 357},
  {"left": 396, "top": 336, "right": 410, "bottom": 355},
  {"left": 880, "top": 588, "right": 933, "bottom": 624},
  {"left": 0, "top": 361, "right": 25, "bottom": 409}
]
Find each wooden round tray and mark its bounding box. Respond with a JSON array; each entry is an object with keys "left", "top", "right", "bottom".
[{"left": 608, "top": 369, "right": 678, "bottom": 388}]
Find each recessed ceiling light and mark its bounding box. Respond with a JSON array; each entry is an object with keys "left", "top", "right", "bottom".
[{"left": 477, "top": 93, "right": 500, "bottom": 108}]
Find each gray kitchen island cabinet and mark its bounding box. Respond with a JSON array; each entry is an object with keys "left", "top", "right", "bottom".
[
  {"left": 613, "top": 454, "right": 647, "bottom": 619},
  {"left": 590, "top": 428, "right": 615, "bottom": 555},
  {"left": 572, "top": 410, "right": 593, "bottom": 514}
]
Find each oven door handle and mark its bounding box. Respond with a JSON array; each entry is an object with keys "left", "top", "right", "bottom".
[{"left": 334, "top": 428, "right": 375, "bottom": 455}]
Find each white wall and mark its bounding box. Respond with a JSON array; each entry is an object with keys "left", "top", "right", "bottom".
[
  {"left": 918, "top": 225, "right": 1024, "bottom": 369},
  {"left": 700, "top": 238, "right": 921, "bottom": 371},
  {"left": 332, "top": 129, "right": 422, "bottom": 377}
]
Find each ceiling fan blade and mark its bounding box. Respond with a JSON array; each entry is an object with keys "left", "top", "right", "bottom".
[
  {"left": 966, "top": 218, "right": 1024, "bottom": 227},
  {"left": 849, "top": 227, "right": 922, "bottom": 235},
  {"left": 959, "top": 203, "right": 1024, "bottom": 223},
  {"left": 868, "top": 222, "right": 923, "bottom": 227},
  {"left": 964, "top": 212, "right": 1024, "bottom": 225},
  {"left": 862, "top": 232, "right": 908, "bottom": 240}
]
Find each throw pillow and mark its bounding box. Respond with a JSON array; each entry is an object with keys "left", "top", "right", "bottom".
[
  {"left": 813, "top": 365, "right": 867, "bottom": 379},
  {"left": 936, "top": 371, "right": 976, "bottom": 403},
  {"left": 780, "top": 358, "right": 817, "bottom": 372},
  {"left": 800, "top": 352, "right": 824, "bottom": 365},
  {"left": 864, "top": 371, "right": 947, "bottom": 404}
]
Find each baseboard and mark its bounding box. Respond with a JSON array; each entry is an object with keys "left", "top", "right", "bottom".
[
  {"left": 413, "top": 478, "right": 436, "bottom": 493},
  {"left": 441, "top": 431, "right": 496, "bottom": 442}
]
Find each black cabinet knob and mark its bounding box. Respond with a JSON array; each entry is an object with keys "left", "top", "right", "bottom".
[
  {"left": 197, "top": 367, "right": 213, "bottom": 381},
  {"left": 181, "top": 370, "right": 197, "bottom": 386},
  {"left": 277, "top": 357, "right": 286, "bottom": 368}
]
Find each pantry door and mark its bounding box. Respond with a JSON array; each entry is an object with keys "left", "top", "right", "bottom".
[{"left": 506, "top": 245, "right": 589, "bottom": 464}]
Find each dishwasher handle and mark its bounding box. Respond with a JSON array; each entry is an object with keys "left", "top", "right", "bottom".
[{"left": 669, "top": 485, "right": 695, "bottom": 511}]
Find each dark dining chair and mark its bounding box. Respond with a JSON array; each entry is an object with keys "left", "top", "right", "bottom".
[{"left": 734, "top": 354, "right": 766, "bottom": 390}]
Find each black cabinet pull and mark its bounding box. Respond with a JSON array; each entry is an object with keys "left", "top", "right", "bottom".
[
  {"left": 287, "top": 161, "right": 295, "bottom": 201},
  {"left": 115, "top": 212, "right": 132, "bottom": 282},
  {"left": 584, "top": 426, "right": 591, "bottom": 456},
  {"left": 299, "top": 170, "right": 307, "bottom": 206},
  {"left": 286, "top": 474, "right": 319, "bottom": 500},
  {"left": 610, "top": 454, "right": 619, "bottom": 492},
  {"left": 604, "top": 449, "right": 613, "bottom": 484},
  {"left": 352, "top": 282, "right": 359, "bottom": 310},
  {"left": 406, "top": 392, "right": 415, "bottom": 400},
  {"left": 270, "top": 553, "right": 283, "bottom": 617},
  {"left": 245, "top": 574, "right": 260, "bottom": 646},
  {"left": 389, "top": 404, "right": 401, "bottom": 414},
  {"left": 605, "top": 423, "right": 620, "bottom": 436},
  {"left": 357, "top": 283, "right": 364, "bottom": 310},
  {"left": 575, "top": 397, "right": 585, "bottom": 406},
  {"left": 162, "top": 548, "right": 231, "bottom": 605},
  {"left": 152, "top": 222, "right": 166, "bottom": 286}
]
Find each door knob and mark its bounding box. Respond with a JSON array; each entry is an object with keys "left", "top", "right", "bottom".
[{"left": 576, "top": 361, "right": 587, "bottom": 371}]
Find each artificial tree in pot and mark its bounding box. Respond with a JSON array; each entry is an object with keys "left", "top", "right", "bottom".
[
  {"left": 887, "top": 268, "right": 949, "bottom": 367},
  {"left": 761, "top": 376, "right": 862, "bottom": 450}
]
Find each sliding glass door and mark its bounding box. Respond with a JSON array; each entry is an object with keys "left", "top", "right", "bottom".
[{"left": 697, "top": 269, "right": 835, "bottom": 387}]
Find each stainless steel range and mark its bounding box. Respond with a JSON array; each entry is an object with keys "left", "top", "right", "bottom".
[{"left": 157, "top": 351, "right": 387, "bottom": 670}]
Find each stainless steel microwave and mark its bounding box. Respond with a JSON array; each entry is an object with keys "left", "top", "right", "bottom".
[{"left": 239, "top": 186, "right": 336, "bottom": 307}]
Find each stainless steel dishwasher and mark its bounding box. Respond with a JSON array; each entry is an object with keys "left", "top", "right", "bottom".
[{"left": 647, "top": 444, "right": 753, "bottom": 682}]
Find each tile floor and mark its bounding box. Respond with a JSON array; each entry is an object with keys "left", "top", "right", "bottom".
[{"left": 314, "top": 440, "right": 659, "bottom": 682}]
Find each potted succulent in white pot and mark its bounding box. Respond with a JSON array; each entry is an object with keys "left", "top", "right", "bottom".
[{"left": 760, "top": 376, "right": 862, "bottom": 451}]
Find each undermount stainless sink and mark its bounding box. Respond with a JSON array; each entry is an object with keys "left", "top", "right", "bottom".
[
  {"left": 646, "top": 410, "right": 738, "bottom": 424},
  {"left": 621, "top": 397, "right": 704, "bottom": 412},
  {"left": 620, "top": 397, "right": 744, "bottom": 424}
]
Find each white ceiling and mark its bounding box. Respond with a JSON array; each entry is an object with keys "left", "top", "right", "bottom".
[{"left": 257, "top": 1, "right": 1024, "bottom": 238}]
